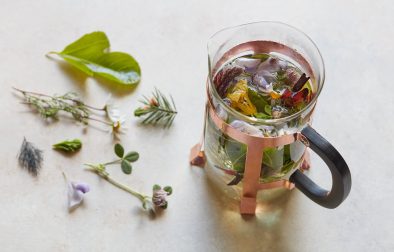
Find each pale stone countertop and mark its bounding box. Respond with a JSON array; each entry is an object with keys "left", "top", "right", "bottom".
[{"left": 0, "top": 0, "right": 393, "bottom": 251}]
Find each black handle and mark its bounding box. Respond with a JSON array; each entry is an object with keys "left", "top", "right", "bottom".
[{"left": 289, "top": 126, "right": 351, "bottom": 208}]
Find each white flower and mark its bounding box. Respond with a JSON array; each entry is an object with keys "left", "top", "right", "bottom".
[
  {"left": 104, "top": 95, "right": 127, "bottom": 134},
  {"left": 109, "top": 119, "right": 127, "bottom": 134}
]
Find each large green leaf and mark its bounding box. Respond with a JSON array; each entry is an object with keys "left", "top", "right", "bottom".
[{"left": 49, "top": 31, "right": 141, "bottom": 85}]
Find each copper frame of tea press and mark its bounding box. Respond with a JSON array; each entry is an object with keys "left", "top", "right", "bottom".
[
  {"left": 190, "top": 96, "right": 313, "bottom": 215},
  {"left": 190, "top": 41, "right": 316, "bottom": 215}
]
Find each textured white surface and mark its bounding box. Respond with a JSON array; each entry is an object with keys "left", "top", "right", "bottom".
[{"left": 0, "top": 0, "right": 393, "bottom": 251}]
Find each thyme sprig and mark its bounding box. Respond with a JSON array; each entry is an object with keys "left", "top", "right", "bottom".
[
  {"left": 134, "top": 88, "right": 177, "bottom": 128},
  {"left": 13, "top": 87, "right": 111, "bottom": 126}
]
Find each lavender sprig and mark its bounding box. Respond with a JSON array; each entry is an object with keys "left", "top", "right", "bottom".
[{"left": 18, "top": 138, "right": 43, "bottom": 176}]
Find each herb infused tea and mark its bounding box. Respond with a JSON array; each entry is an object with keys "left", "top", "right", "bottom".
[
  {"left": 205, "top": 52, "right": 316, "bottom": 187},
  {"left": 214, "top": 53, "right": 313, "bottom": 120}
]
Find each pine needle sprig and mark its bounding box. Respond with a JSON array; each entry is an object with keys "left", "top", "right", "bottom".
[{"left": 134, "top": 88, "right": 177, "bottom": 128}]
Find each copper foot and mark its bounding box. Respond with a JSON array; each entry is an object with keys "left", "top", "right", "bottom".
[
  {"left": 189, "top": 143, "right": 206, "bottom": 168},
  {"left": 240, "top": 196, "right": 257, "bottom": 215}
]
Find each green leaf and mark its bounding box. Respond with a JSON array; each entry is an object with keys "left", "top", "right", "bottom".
[
  {"left": 121, "top": 160, "right": 132, "bottom": 174},
  {"left": 49, "top": 31, "right": 141, "bottom": 85},
  {"left": 245, "top": 53, "right": 270, "bottom": 61},
  {"left": 163, "top": 186, "right": 173, "bottom": 195},
  {"left": 264, "top": 105, "right": 272, "bottom": 115},
  {"left": 114, "top": 143, "right": 124, "bottom": 158},
  {"left": 254, "top": 113, "right": 271, "bottom": 119},
  {"left": 248, "top": 88, "right": 268, "bottom": 112},
  {"left": 124, "top": 151, "right": 139, "bottom": 162},
  {"left": 153, "top": 184, "right": 161, "bottom": 191},
  {"left": 53, "top": 139, "right": 82, "bottom": 152},
  {"left": 160, "top": 202, "right": 168, "bottom": 209}
]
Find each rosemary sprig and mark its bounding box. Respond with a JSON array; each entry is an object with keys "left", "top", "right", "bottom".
[
  {"left": 13, "top": 87, "right": 111, "bottom": 126},
  {"left": 134, "top": 88, "right": 177, "bottom": 128}
]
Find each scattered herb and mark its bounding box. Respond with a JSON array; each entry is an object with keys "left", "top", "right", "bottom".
[
  {"left": 134, "top": 88, "right": 177, "bottom": 128},
  {"left": 151, "top": 185, "right": 172, "bottom": 209},
  {"left": 53, "top": 139, "right": 82, "bottom": 152},
  {"left": 85, "top": 143, "right": 138, "bottom": 175},
  {"left": 14, "top": 87, "right": 125, "bottom": 134},
  {"left": 47, "top": 31, "right": 141, "bottom": 85},
  {"left": 63, "top": 172, "right": 90, "bottom": 212},
  {"left": 18, "top": 138, "right": 43, "bottom": 176},
  {"left": 104, "top": 95, "right": 127, "bottom": 135},
  {"left": 84, "top": 143, "right": 172, "bottom": 212}
]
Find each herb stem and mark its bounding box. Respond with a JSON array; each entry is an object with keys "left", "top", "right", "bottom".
[
  {"left": 105, "top": 176, "right": 147, "bottom": 201},
  {"left": 13, "top": 87, "right": 105, "bottom": 111},
  {"left": 84, "top": 116, "right": 113, "bottom": 126},
  {"left": 86, "top": 164, "right": 149, "bottom": 202},
  {"left": 103, "top": 159, "right": 123, "bottom": 166}
]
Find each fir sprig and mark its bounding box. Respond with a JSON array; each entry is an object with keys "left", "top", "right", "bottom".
[{"left": 134, "top": 88, "right": 177, "bottom": 128}]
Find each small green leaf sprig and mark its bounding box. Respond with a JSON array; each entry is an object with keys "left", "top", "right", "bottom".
[
  {"left": 13, "top": 87, "right": 127, "bottom": 134},
  {"left": 14, "top": 87, "right": 107, "bottom": 124},
  {"left": 134, "top": 88, "right": 177, "bottom": 128},
  {"left": 84, "top": 143, "right": 172, "bottom": 212},
  {"left": 85, "top": 143, "right": 138, "bottom": 175},
  {"left": 53, "top": 139, "right": 82, "bottom": 152},
  {"left": 113, "top": 143, "right": 139, "bottom": 174}
]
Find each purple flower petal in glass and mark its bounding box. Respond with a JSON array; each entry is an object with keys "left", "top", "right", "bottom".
[
  {"left": 256, "top": 57, "right": 287, "bottom": 74},
  {"left": 234, "top": 58, "right": 261, "bottom": 72},
  {"left": 253, "top": 73, "right": 273, "bottom": 93}
]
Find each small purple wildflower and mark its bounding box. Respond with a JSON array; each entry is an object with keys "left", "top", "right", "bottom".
[{"left": 67, "top": 181, "right": 90, "bottom": 211}]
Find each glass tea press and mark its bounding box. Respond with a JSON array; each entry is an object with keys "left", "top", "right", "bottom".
[{"left": 190, "top": 22, "right": 351, "bottom": 215}]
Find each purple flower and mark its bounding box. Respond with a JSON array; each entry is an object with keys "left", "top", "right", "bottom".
[
  {"left": 234, "top": 58, "right": 261, "bottom": 72},
  {"left": 253, "top": 72, "right": 273, "bottom": 93},
  {"left": 257, "top": 57, "right": 287, "bottom": 74},
  {"left": 67, "top": 181, "right": 90, "bottom": 211},
  {"left": 152, "top": 189, "right": 168, "bottom": 207},
  {"left": 152, "top": 185, "right": 172, "bottom": 210}
]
